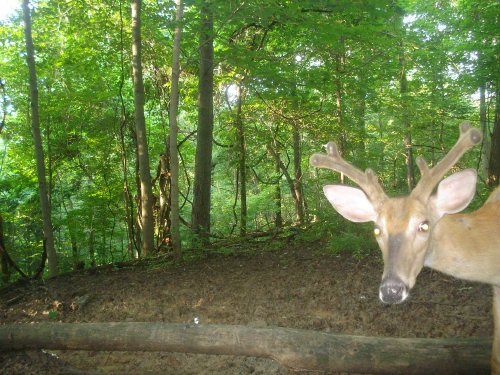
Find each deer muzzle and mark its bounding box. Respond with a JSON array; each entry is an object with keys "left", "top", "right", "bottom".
[{"left": 379, "top": 277, "right": 409, "bottom": 304}]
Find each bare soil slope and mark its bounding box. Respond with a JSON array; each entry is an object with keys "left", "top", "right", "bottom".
[{"left": 0, "top": 239, "right": 492, "bottom": 374}]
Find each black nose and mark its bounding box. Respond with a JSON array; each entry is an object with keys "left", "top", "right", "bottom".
[{"left": 379, "top": 278, "right": 408, "bottom": 304}]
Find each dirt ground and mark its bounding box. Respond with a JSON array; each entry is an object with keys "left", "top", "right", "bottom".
[{"left": 0, "top": 238, "right": 493, "bottom": 374}]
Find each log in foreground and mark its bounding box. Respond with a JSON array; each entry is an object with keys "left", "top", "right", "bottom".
[{"left": 0, "top": 322, "right": 491, "bottom": 374}]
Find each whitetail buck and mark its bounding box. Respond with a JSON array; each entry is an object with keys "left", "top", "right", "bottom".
[{"left": 310, "top": 123, "right": 500, "bottom": 374}]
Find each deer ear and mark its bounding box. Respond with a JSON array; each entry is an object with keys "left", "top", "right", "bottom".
[
  {"left": 432, "top": 169, "right": 477, "bottom": 218},
  {"left": 323, "top": 185, "right": 376, "bottom": 223}
]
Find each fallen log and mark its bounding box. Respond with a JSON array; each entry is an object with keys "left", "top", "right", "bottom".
[{"left": 0, "top": 322, "right": 491, "bottom": 374}]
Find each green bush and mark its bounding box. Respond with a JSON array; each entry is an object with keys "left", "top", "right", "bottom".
[{"left": 317, "top": 215, "right": 378, "bottom": 259}]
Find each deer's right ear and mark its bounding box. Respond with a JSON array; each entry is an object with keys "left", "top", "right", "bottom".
[{"left": 323, "top": 185, "right": 377, "bottom": 223}]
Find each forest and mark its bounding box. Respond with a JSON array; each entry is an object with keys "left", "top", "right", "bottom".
[{"left": 0, "top": 0, "right": 498, "bottom": 282}]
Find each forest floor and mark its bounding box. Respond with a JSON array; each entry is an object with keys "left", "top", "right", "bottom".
[{"left": 0, "top": 235, "right": 493, "bottom": 374}]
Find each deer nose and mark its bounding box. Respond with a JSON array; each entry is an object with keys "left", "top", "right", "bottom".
[{"left": 379, "top": 277, "right": 409, "bottom": 304}]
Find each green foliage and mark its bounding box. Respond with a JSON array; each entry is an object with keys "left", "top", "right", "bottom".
[
  {"left": 0, "top": 0, "right": 497, "bottom": 279},
  {"left": 307, "top": 214, "right": 378, "bottom": 259},
  {"left": 327, "top": 230, "right": 375, "bottom": 260},
  {"left": 48, "top": 310, "right": 59, "bottom": 321}
]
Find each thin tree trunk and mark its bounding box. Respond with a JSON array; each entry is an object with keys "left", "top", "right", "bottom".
[
  {"left": 168, "top": 0, "right": 183, "bottom": 260},
  {"left": 156, "top": 154, "right": 171, "bottom": 251},
  {"left": 289, "top": 82, "right": 305, "bottom": 224},
  {"left": 399, "top": 44, "right": 415, "bottom": 190},
  {"left": 0, "top": 214, "right": 10, "bottom": 283},
  {"left": 22, "top": 0, "right": 58, "bottom": 277},
  {"left": 62, "top": 196, "right": 79, "bottom": 270},
  {"left": 356, "top": 86, "right": 367, "bottom": 161},
  {"left": 131, "top": 0, "right": 155, "bottom": 256},
  {"left": 119, "top": 121, "right": 137, "bottom": 258},
  {"left": 46, "top": 118, "right": 53, "bottom": 205},
  {"left": 230, "top": 167, "right": 239, "bottom": 235},
  {"left": 274, "top": 161, "right": 283, "bottom": 229},
  {"left": 488, "top": 86, "right": 500, "bottom": 188},
  {"left": 191, "top": 0, "right": 214, "bottom": 243},
  {"left": 134, "top": 156, "right": 142, "bottom": 254},
  {"left": 479, "top": 84, "right": 491, "bottom": 179},
  {"left": 118, "top": 0, "right": 137, "bottom": 259},
  {"left": 89, "top": 213, "right": 96, "bottom": 268},
  {"left": 334, "top": 37, "right": 346, "bottom": 153},
  {"left": 0, "top": 89, "right": 8, "bottom": 282},
  {"left": 235, "top": 83, "right": 247, "bottom": 236},
  {"left": 267, "top": 144, "right": 302, "bottom": 224},
  {"left": 395, "top": 4, "right": 415, "bottom": 191},
  {"left": 291, "top": 120, "right": 304, "bottom": 224}
]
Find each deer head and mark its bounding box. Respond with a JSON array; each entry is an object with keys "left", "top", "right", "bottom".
[{"left": 310, "top": 123, "right": 482, "bottom": 304}]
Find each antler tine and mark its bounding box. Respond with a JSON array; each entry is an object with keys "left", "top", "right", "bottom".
[
  {"left": 310, "top": 141, "right": 387, "bottom": 203},
  {"left": 412, "top": 122, "right": 482, "bottom": 199}
]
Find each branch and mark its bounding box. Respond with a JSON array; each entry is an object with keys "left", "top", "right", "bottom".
[
  {"left": 0, "top": 78, "right": 7, "bottom": 133},
  {"left": 251, "top": 166, "right": 282, "bottom": 185},
  {"left": 0, "top": 322, "right": 490, "bottom": 374},
  {"left": 252, "top": 89, "right": 323, "bottom": 122},
  {"left": 31, "top": 239, "right": 47, "bottom": 279}
]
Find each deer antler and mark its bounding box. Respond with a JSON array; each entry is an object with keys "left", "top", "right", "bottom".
[
  {"left": 412, "top": 122, "right": 482, "bottom": 199},
  {"left": 309, "top": 141, "right": 387, "bottom": 204}
]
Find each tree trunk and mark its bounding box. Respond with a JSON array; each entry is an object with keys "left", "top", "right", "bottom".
[
  {"left": 488, "top": 86, "right": 500, "bottom": 188},
  {"left": 0, "top": 214, "right": 10, "bottom": 283},
  {"left": 167, "top": 0, "right": 183, "bottom": 260},
  {"left": 191, "top": 0, "right": 214, "bottom": 243},
  {"left": 267, "top": 144, "right": 303, "bottom": 224},
  {"left": 289, "top": 82, "right": 305, "bottom": 225},
  {"left": 63, "top": 196, "right": 79, "bottom": 270},
  {"left": 119, "top": 120, "right": 137, "bottom": 259},
  {"left": 88, "top": 212, "right": 96, "bottom": 268},
  {"left": 356, "top": 85, "right": 367, "bottom": 162},
  {"left": 22, "top": 0, "right": 58, "bottom": 277},
  {"left": 274, "top": 160, "right": 283, "bottom": 229},
  {"left": 235, "top": 83, "right": 247, "bottom": 236},
  {"left": 0, "top": 322, "right": 490, "bottom": 375},
  {"left": 291, "top": 120, "right": 304, "bottom": 225},
  {"left": 131, "top": 0, "right": 155, "bottom": 256},
  {"left": 156, "top": 154, "right": 171, "bottom": 251},
  {"left": 334, "top": 40, "right": 346, "bottom": 153},
  {"left": 399, "top": 44, "right": 415, "bottom": 191},
  {"left": 118, "top": 0, "right": 137, "bottom": 259},
  {"left": 479, "top": 84, "right": 491, "bottom": 180},
  {"left": 230, "top": 167, "right": 239, "bottom": 235}
]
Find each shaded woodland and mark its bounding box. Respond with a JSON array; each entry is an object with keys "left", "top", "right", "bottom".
[{"left": 0, "top": 0, "right": 498, "bottom": 281}]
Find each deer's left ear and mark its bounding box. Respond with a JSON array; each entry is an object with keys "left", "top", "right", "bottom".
[{"left": 432, "top": 169, "right": 477, "bottom": 218}]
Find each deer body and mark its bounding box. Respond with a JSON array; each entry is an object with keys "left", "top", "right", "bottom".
[
  {"left": 310, "top": 123, "right": 500, "bottom": 374},
  {"left": 428, "top": 196, "right": 500, "bottom": 374},
  {"left": 425, "top": 197, "right": 500, "bottom": 286}
]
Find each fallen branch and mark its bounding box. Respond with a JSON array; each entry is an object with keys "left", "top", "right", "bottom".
[{"left": 0, "top": 322, "right": 491, "bottom": 374}]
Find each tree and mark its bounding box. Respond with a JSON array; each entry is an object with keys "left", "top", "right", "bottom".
[
  {"left": 22, "top": 0, "right": 58, "bottom": 277},
  {"left": 489, "top": 108, "right": 500, "bottom": 187},
  {"left": 454, "top": 0, "right": 498, "bottom": 187},
  {"left": 234, "top": 82, "right": 247, "bottom": 236},
  {"left": 191, "top": 0, "right": 214, "bottom": 243},
  {"left": 169, "top": 0, "right": 184, "bottom": 259},
  {"left": 0, "top": 0, "right": 496, "bottom": 274},
  {"left": 396, "top": 5, "right": 415, "bottom": 191},
  {"left": 131, "top": 0, "right": 155, "bottom": 256}
]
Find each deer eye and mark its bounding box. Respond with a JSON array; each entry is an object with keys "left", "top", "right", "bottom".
[
  {"left": 374, "top": 226, "right": 381, "bottom": 236},
  {"left": 418, "top": 221, "right": 430, "bottom": 232}
]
